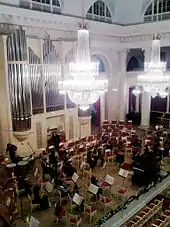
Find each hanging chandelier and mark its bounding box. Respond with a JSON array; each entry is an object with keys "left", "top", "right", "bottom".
[
  {"left": 134, "top": 34, "right": 170, "bottom": 98},
  {"left": 58, "top": 23, "right": 108, "bottom": 111}
]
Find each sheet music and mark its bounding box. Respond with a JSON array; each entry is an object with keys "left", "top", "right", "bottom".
[
  {"left": 30, "top": 216, "right": 40, "bottom": 227},
  {"left": 72, "top": 172, "right": 79, "bottom": 183},
  {"left": 105, "top": 175, "right": 114, "bottom": 185},
  {"left": 119, "top": 168, "right": 129, "bottom": 178},
  {"left": 72, "top": 193, "right": 84, "bottom": 206},
  {"left": 45, "top": 182, "right": 53, "bottom": 193},
  {"left": 88, "top": 184, "right": 99, "bottom": 195}
]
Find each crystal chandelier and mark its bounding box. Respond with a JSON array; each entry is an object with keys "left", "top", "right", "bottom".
[
  {"left": 134, "top": 35, "right": 170, "bottom": 98},
  {"left": 58, "top": 23, "right": 108, "bottom": 111}
]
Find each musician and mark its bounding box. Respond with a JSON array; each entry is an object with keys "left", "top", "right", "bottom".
[
  {"left": 116, "top": 149, "right": 125, "bottom": 166},
  {"left": 91, "top": 175, "right": 102, "bottom": 199},
  {"left": 63, "top": 162, "right": 77, "bottom": 178},
  {"left": 163, "top": 136, "right": 170, "bottom": 157},
  {"left": 92, "top": 149, "right": 98, "bottom": 167},
  {"left": 49, "top": 148, "right": 57, "bottom": 165},
  {"left": 106, "top": 140, "right": 112, "bottom": 150},
  {"left": 6, "top": 143, "right": 18, "bottom": 163},
  {"left": 32, "top": 185, "right": 41, "bottom": 204},
  {"left": 87, "top": 150, "right": 95, "bottom": 169}
]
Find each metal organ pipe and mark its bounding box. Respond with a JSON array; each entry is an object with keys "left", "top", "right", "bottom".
[{"left": 7, "top": 27, "right": 31, "bottom": 131}]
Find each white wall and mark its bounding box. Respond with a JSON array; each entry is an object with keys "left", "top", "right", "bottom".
[{"left": 113, "top": 0, "right": 144, "bottom": 24}]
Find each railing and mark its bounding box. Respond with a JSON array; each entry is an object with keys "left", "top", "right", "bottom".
[
  {"left": 127, "top": 68, "right": 170, "bottom": 73},
  {"left": 94, "top": 173, "right": 170, "bottom": 227},
  {"left": 144, "top": 12, "right": 170, "bottom": 22},
  {"left": 46, "top": 104, "right": 64, "bottom": 112},
  {"left": 20, "top": 0, "right": 61, "bottom": 14},
  {"left": 86, "top": 13, "right": 112, "bottom": 24}
]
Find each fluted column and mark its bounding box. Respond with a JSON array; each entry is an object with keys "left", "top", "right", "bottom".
[
  {"left": 100, "top": 93, "right": 105, "bottom": 124},
  {"left": 107, "top": 50, "right": 119, "bottom": 121},
  {"left": 141, "top": 91, "right": 151, "bottom": 126},
  {"left": 141, "top": 47, "right": 152, "bottom": 126},
  {"left": 135, "top": 95, "right": 140, "bottom": 112},
  {"left": 118, "top": 50, "right": 128, "bottom": 121}
]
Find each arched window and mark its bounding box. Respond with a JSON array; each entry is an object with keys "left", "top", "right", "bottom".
[
  {"left": 86, "top": 0, "right": 112, "bottom": 23},
  {"left": 20, "top": 0, "right": 61, "bottom": 14},
  {"left": 144, "top": 0, "right": 170, "bottom": 22},
  {"left": 92, "top": 56, "right": 106, "bottom": 73},
  {"left": 127, "top": 57, "right": 140, "bottom": 71}
]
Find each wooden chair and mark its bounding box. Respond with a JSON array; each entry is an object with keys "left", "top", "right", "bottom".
[
  {"left": 105, "top": 149, "right": 114, "bottom": 163},
  {"left": 68, "top": 214, "right": 82, "bottom": 226},
  {"left": 116, "top": 186, "right": 128, "bottom": 203},
  {"left": 83, "top": 163, "right": 92, "bottom": 179},
  {"left": 84, "top": 203, "right": 97, "bottom": 223},
  {"left": 28, "top": 194, "right": 40, "bottom": 214},
  {"left": 99, "top": 194, "right": 112, "bottom": 213}
]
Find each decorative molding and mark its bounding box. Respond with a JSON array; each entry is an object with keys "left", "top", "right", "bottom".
[{"left": 2, "top": 10, "right": 170, "bottom": 46}]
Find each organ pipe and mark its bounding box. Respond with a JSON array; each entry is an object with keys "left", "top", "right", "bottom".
[{"left": 7, "top": 27, "right": 31, "bottom": 131}]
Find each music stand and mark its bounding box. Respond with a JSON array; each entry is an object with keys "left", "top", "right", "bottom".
[
  {"left": 119, "top": 168, "right": 128, "bottom": 186},
  {"left": 72, "top": 172, "right": 79, "bottom": 183},
  {"left": 72, "top": 193, "right": 84, "bottom": 206},
  {"left": 30, "top": 216, "right": 40, "bottom": 227},
  {"left": 105, "top": 174, "right": 114, "bottom": 186}
]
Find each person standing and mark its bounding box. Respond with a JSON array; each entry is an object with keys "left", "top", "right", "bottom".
[{"left": 6, "top": 143, "right": 18, "bottom": 163}]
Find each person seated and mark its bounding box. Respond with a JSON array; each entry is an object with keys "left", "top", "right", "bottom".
[
  {"left": 87, "top": 151, "right": 95, "bottom": 169},
  {"left": 73, "top": 198, "right": 84, "bottom": 215},
  {"left": 73, "top": 184, "right": 79, "bottom": 195},
  {"left": 6, "top": 143, "right": 18, "bottom": 163},
  {"left": 90, "top": 175, "right": 102, "bottom": 199},
  {"left": 92, "top": 149, "right": 98, "bottom": 167},
  {"left": 49, "top": 148, "right": 57, "bottom": 165},
  {"left": 64, "top": 163, "right": 77, "bottom": 178},
  {"left": 116, "top": 150, "right": 125, "bottom": 166},
  {"left": 32, "top": 185, "right": 41, "bottom": 204},
  {"left": 106, "top": 141, "right": 112, "bottom": 150}
]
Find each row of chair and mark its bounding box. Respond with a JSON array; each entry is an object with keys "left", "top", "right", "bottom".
[
  {"left": 151, "top": 209, "right": 170, "bottom": 227},
  {"left": 125, "top": 199, "right": 163, "bottom": 227}
]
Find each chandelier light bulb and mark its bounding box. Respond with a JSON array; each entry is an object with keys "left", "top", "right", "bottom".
[
  {"left": 159, "top": 91, "right": 168, "bottom": 98},
  {"left": 137, "top": 35, "right": 170, "bottom": 98},
  {"left": 58, "top": 24, "right": 108, "bottom": 110},
  {"left": 132, "top": 87, "right": 141, "bottom": 96}
]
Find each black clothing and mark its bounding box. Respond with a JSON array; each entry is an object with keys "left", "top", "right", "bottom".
[{"left": 6, "top": 143, "right": 17, "bottom": 163}]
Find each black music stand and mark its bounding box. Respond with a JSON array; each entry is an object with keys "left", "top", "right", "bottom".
[{"left": 118, "top": 168, "right": 129, "bottom": 186}]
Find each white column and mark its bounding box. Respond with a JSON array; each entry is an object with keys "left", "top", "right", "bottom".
[
  {"left": 0, "top": 36, "right": 13, "bottom": 151},
  {"left": 141, "top": 91, "right": 151, "bottom": 126},
  {"left": 140, "top": 47, "right": 152, "bottom": 126},
  {"left": 167, "top": 95, "right": 169, "bottom": 113},
  {"left": 135, "top": 95, "right": 140, "bottom": 112},
  {"left": 107, "top": 49, "right": 127, "bottom": 121},
  {"left": 100, "top": 93, "right": 105, "bottom": 124},
  {"left": 118, "top": 50, "right": 128, "bottom": 121}
]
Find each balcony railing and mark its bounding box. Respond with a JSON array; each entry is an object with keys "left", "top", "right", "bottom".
[
  {"left": 94, "top": 173, "right": 170, "bottom": 227},
  {"left": 20, "top": 0, "right": 61, "bottom": 14},
  {"left": 144, "top": 12, "right": 170, "bottom": 22},
  {"left": 86, "top": 13, "right": 112, "bottom": 24}
]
